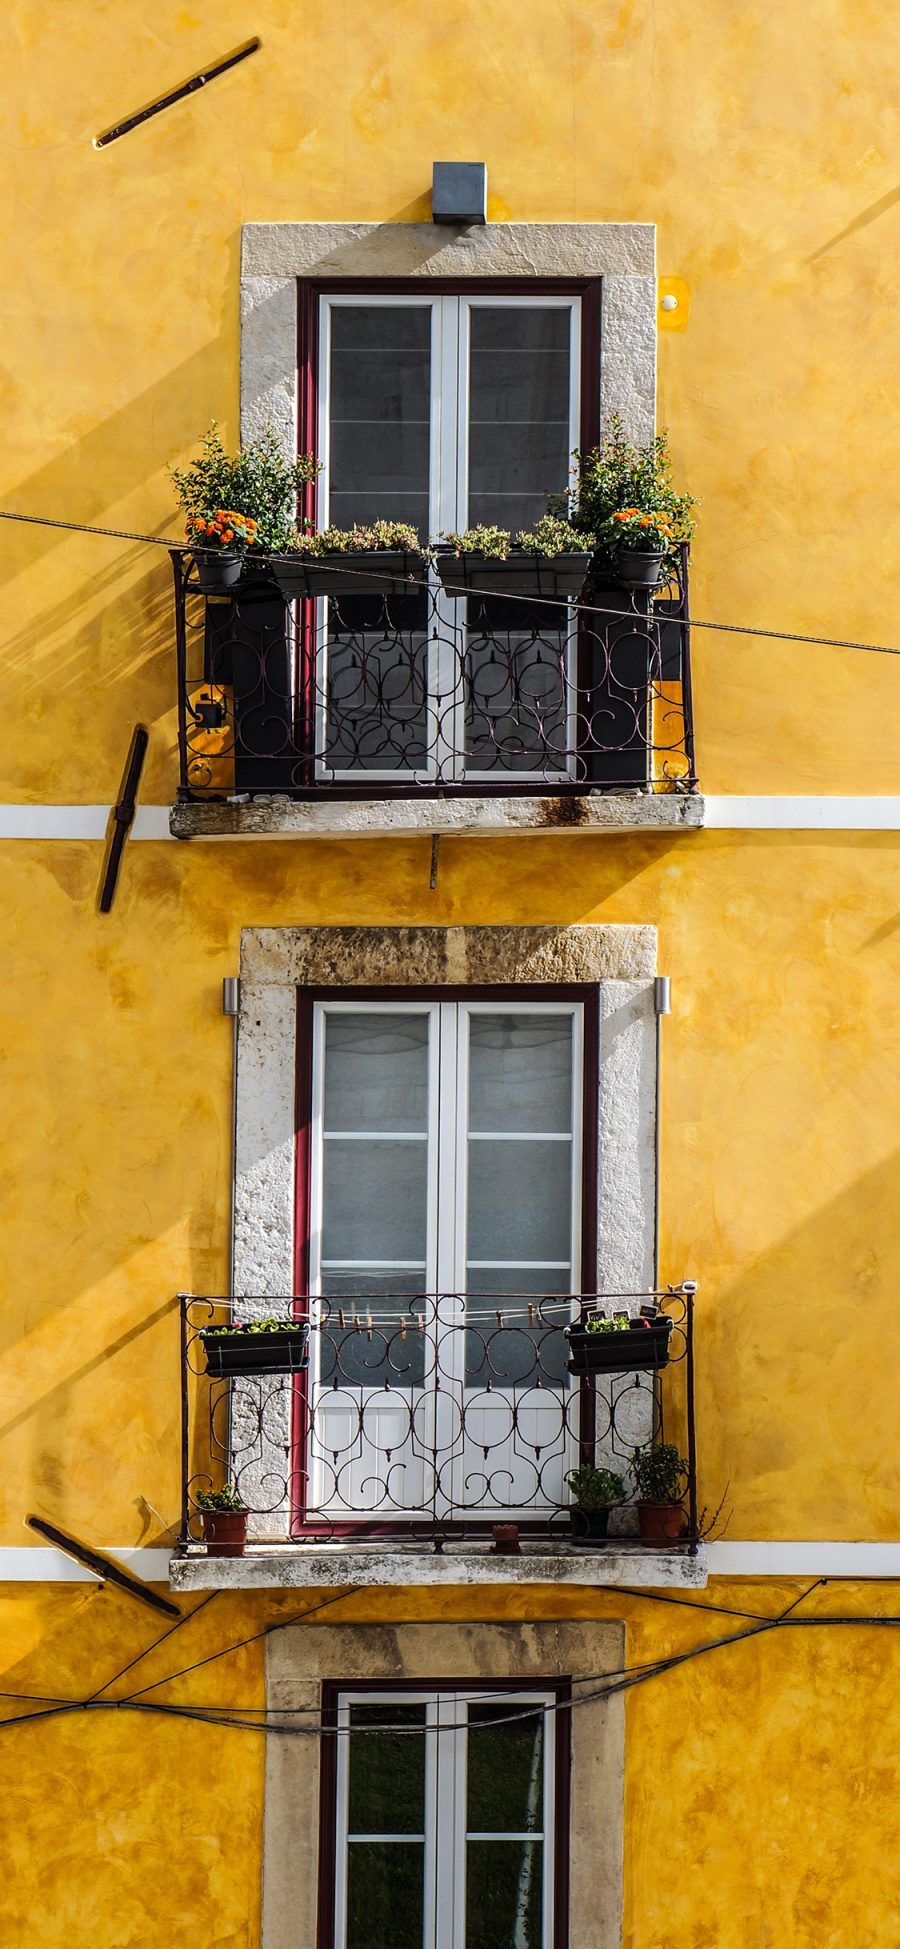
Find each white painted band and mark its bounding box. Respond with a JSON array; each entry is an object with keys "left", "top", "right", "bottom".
[
  {"left": 1, "top": 1542, "right": 899, "bottom": 1583},
  {"left": 705, "top": 1542, "right": 900, "bottom": 1576},
  {"left": 0, "top": 1547, "right": 173, "bottom": 1582},
  {"left": 0, "top": 798, "right": 899, "bottom": 840},
  {"left": 703, "top": 796, "right": 900, "bottom": 829},
  {"left": 0, "top": 806, "right": 172, "bottom": 839}
]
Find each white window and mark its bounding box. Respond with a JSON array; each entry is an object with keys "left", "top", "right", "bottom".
[
  {"left": 316, "top": 293, "right": 581, "bottom": 782},
  {"left": 332, "top": 1689, "right": 559, "bottom": 1949},
  {"left": 304, "top": 999, "right": 584, "bottom": 1525}
]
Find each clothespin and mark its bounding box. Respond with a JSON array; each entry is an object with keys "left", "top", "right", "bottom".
[
  {"left": 400, "top": 1317, "right": 407, "bottom": 1341},
  {"left": 366, "top": 1311, "right": 373, "bottom": 1341},
  {"left": 338, "top": 1309, "right": 346, "bottom": 1330},
  {"left": 528, "top": 1303, "right": 535, "bottom": 1328},
  {"left": 352, "top": 1310, "right": 361, "bottom": 1333}
]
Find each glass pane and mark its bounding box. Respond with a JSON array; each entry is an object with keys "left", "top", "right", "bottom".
[
  {"left": 468, "top": 306, "right": 571, "bottom": 532},
  {"left": 329, "top": 305, "right": 431, "bottom": 536},
  {"left": 467, "top": 1703, "right": 545, "bottom": 1833},
  {"left": 467, "top": 1139, "right": 572, "bottom": 1263},
  {"left": 346, "top": 1843, "right": 425, "bottom": 1949},
  {"left": 321, "top": 1289, "right": 428, "bottom": 1389},
  {"left": 323, "top": 603, "right": 430, "bottom": 775},
  {"left": 347, "top": 1702, "right": 426, "bottom": 1832},
  {"left": 465, "top": 1841, "right": 543, "bottom": 1949},
  {"left": 323, "top": 1139, "right": 428, "bottom": 1263},
  {"left": 324, "top": 1013, "right": 430, "bottom": 1133},
  {"left": 465, "top": 1321, "right": 569, "bottom": 1389},
  {"left": 468, "top": 1015, "right": 573, "bottom": 1133},
  {"left": 465, "top": 621, "right": 568, "bottom": 776}
]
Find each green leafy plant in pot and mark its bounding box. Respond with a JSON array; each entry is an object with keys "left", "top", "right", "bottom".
[
  {"left": 630, "top": 1443, "right": 689, "bottom": 1545},
  {"left": 565, "top": 1463, "right": 626, "bottom": 1545},
  {"left": 573, "top": 414, "right": 696, "bottom": 591},
  {"left": 196, "top": 1484, "right": 248, "bottom": 1557},
  {"left": 171, "top": 422, "right": 321, "bottom": 594}
]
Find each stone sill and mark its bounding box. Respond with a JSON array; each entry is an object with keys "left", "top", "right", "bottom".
[
  {"left": 169, "top": 1541, "right": 708, "bottom": 1591},
  {"left": 170, "top": 792, "right": 705, "bottom": 841}
]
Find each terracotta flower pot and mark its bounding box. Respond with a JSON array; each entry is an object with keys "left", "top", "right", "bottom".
[
  {"left": 491, "top": 1523, "right": 521, "bottom": 1556},
  {"left": 200, "top": 1508, "right": 248, "bottom": 1557},
  {"left": 637, "top": 1501, "right": 686, "bottom": 1546}
]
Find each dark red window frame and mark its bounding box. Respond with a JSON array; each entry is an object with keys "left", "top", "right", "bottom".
[
  {"left": 289, "top": 983, "right": 599, "bottom": 1537},
  {"left": 297, "top": 275, "right": 603, "bottom": 509},
  {"left": 295, "top": 280, "right": 602, "bottom": 773},
  {"left": 316, "top": 1675, "right": 572, "bottom": 1949}
]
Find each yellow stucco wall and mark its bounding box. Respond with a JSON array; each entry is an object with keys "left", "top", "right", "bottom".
[
  {"left": 6, "top": 2, "right": 900, "bottom": 1943},
  {"left": 4, "top": 829, "right": 898, "bottom": 1546},
  {"left": 3, "top": 1577, "right": 900, "bottom": 1948},
  {"left": 6, "top": 0, "right": 900, "bottom": 798}
]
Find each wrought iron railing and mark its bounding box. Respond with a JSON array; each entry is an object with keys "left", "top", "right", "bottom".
[
  {"left": 176, "top": 1287, "right": 697, "bottom": 1551},
  {"left": 172, "top": 549, "right": 696, "bottom": 800}
]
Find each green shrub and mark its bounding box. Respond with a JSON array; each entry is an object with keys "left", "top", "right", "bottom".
[
  {"left": 171, "top": 424, "right": 321, "bottom": 552},
  {"left": 631, "top": 1443, "right": 688, "bottom": 1504},
  {"left": 565, "top": 1464, "right": 626, "bottom": 1509}
]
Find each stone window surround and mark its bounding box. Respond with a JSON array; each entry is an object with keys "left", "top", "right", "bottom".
[
  {"left": 261, "top": 1619, "right": 625, "bottom": 1949},
  {"left": 235, "top": 922, "right": 658, "bottom": 1302},
  {"left": 168, "top": 223, "right": 682, "bottom": 840},
  {"left": 239, "top": 219, "right": 657, "bottom": 457}
]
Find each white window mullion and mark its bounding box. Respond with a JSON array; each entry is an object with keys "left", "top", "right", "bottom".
[
  {"left": 434, "top": 1003, "right": 462, "bottom": 1518},
  {"left": 332, "top": 1694, "right": 352, "bottom": 1949},
  {"left": 424, "top": 1699, "right": 442, "bottom": 1949},
  {"left": 432, "top": 295, "right": 464, "bottom": 780},
  {"left": 434, "top": 1694, "right": 462, "bottom": 1949}
]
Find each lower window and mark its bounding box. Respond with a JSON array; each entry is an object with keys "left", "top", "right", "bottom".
[{"left": 324, "top": 1685, "right": 568, "bottom": 1949}]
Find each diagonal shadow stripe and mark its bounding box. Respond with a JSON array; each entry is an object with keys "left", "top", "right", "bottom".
[{"left": 806, "top": 183, "right": 900, "bottom": 263}]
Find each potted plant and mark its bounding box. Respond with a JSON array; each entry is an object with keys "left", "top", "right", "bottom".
[
  {"left": 183, "top": 508, "right": 259, "bottom": 594},
  {"left": 196, "top": 1485, "right": 248, "bottom": 1557},
  {"left": 565, "top": 1463, "right": 626, "bottom": 1544},
  {"left": 596, "top": 507, "right": 678, "bottom": 590},
  {"left": 269, "top": 520, "right": 425, "bottom": 599},
  {"left": 170, "top": 422, "right": 321, "bottom": 592},
  {"left": 566, "top": 1306, "right": 672, "bottom": 1375},
  {"left": 631, "top": 1442, "right": 689, "bottom": 1545},
  {"left": 573, "top": 414, "right": 696, "bottom": 590},
  {"left": 199, "top": 1315, "right": 310, "bottom": 1378},
  {"left": 432, "top": 513, "right": 594, "bottom": 601}
]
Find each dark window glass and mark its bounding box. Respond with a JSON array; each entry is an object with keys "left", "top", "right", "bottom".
[
  {"left": 468, "top": 307, "right": 571, "bottom": 533},
  {"left": 328, "top": 306, "right": 431, "bottom": 537}
]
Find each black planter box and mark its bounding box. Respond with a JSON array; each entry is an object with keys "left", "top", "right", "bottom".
[
  {"left": 200, "top": 1325, "right": 310, "bottom": 1378},
  {"left": 566, "top": 1316, "right": 672, "bottom": 1375},
  {"left": 433, "top": 547, "right": 592, "bottom": 601},
  {"left": 269, "top": 551, "right": 425, "bottom": 599}
]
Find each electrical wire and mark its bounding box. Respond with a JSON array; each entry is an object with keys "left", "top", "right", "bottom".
[
  {"left": 119, "top": 1586, "right": 355, "bottom": 1702},
  {"left": 3, "top": 504, "right": 900, "bottom": 658},
  {"left": 87, "top": 1590, "right": 221, "bottom": 1702},
  {"left": 6, "top": 1607, "right": 900, "bottom": 1741}
]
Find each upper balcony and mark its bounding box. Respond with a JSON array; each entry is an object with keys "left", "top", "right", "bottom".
[
  {"left": 170, "top": 1285, "right": 705, "bottom": 1590},
  {"left": 169, "top": 548, "right": 703, "bottom": 840}
]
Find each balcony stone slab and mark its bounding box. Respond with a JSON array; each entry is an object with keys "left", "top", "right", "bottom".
[
  {"left": 170, "top": 792, "right": 705, "bottom": 841},
  {"left": 169, "top": 1540, "right": 708, "bottom": 1591}
]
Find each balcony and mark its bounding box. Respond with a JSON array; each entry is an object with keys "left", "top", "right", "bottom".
[
  {"left": 170, "top": 1286, "right": 706, "bottom": 1590},
  {"left": 169, "top": 549, "right": 703, "bottom": 840}
]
